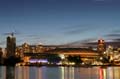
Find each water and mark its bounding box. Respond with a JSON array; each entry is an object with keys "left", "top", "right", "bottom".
[{"left": 0, "top": 66, "right": 120, "bottom": 79}]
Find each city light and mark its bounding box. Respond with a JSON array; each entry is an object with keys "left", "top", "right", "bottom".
[{"left": 59, "top": 54, "right": 65, "bottom": 59}]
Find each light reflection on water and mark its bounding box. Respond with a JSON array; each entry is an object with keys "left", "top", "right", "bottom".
[{"left": 1, "top": 66, "right": 120, "bottom": 79}]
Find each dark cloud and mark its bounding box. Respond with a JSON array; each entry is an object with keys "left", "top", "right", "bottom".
[
  {"left": 84, "top": 38, "right": 120, "bottom": 47},
  {"left": 112, "top": 29, "right": 120, "bottom": 33},
  {"left": 21, "top": 34, "right": 54, "bottom": 39},
  {"left": 62, "top": 36, "right": 120, "bottom": 47},
  {"left": 63, "top": 24, "right": 89, "bottom": 30},
  {"left": 64, "top": 28, "right": 88, "bottom": 35},
  {"left": 105, "top": 33, "right": 120, "bottom": 37},
  {"left": 62, "top": 38, "right": 97, "bottom": 47},
  {"left": 111, "top": 38, "right": 120, "bottom": 42},
  {"left": 63, "top": 24, "right": 97, "bottom": 35}
]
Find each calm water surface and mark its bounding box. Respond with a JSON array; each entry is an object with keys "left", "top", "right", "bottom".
[{"left": 0, "top": 66, "right": 120, "bottom": 79}]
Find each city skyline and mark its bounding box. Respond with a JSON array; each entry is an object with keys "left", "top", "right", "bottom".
[{"left": 0, "top": 0, "right": 120, "bottom": 47}]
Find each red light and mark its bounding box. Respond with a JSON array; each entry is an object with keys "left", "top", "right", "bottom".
[{"left": 99, "top": 68, "right": 103, "bottom": 79}]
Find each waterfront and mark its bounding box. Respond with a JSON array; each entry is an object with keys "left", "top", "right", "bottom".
[{"left": 1, "top": 66, "right": 120, "bottom": 79}]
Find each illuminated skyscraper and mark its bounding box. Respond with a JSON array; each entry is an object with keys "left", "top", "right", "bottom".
[
  {"left": 6, "top": 34, "right": 16, "bottom": 57},
  {"left": 97, "top": 39, "right": 106, "bottom": 53}
]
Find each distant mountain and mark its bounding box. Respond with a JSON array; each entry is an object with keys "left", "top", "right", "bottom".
[
  {"left": 61, "top": 38, "right": 120, "bottom": 48},
  {"left": 85, "top": 41, "right": 120, "bottom": 48}
]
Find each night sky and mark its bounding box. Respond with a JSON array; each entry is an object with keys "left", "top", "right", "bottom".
[{"left": 0, "top": 0, "right": 120, "bottom": 47}]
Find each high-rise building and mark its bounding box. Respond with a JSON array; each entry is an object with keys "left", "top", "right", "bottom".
[
  {"left": 6, "top": 34, "right": 16, "bottom": 57},
  {"left": 0, "top": 47, "right": 3, "bottom": 64},
  {"left": 97, "top": 39, "right": 106, "bottom": 53}
]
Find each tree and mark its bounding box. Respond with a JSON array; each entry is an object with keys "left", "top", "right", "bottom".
[
  {"left": 47, "top": 54, "right": 61, "bottom": 64},
  {"left": 67, "top": 55, "right": 82, "bottom": 65},
  {"left": 4, "top": 56, "right": 22, "bottom": 66}
]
